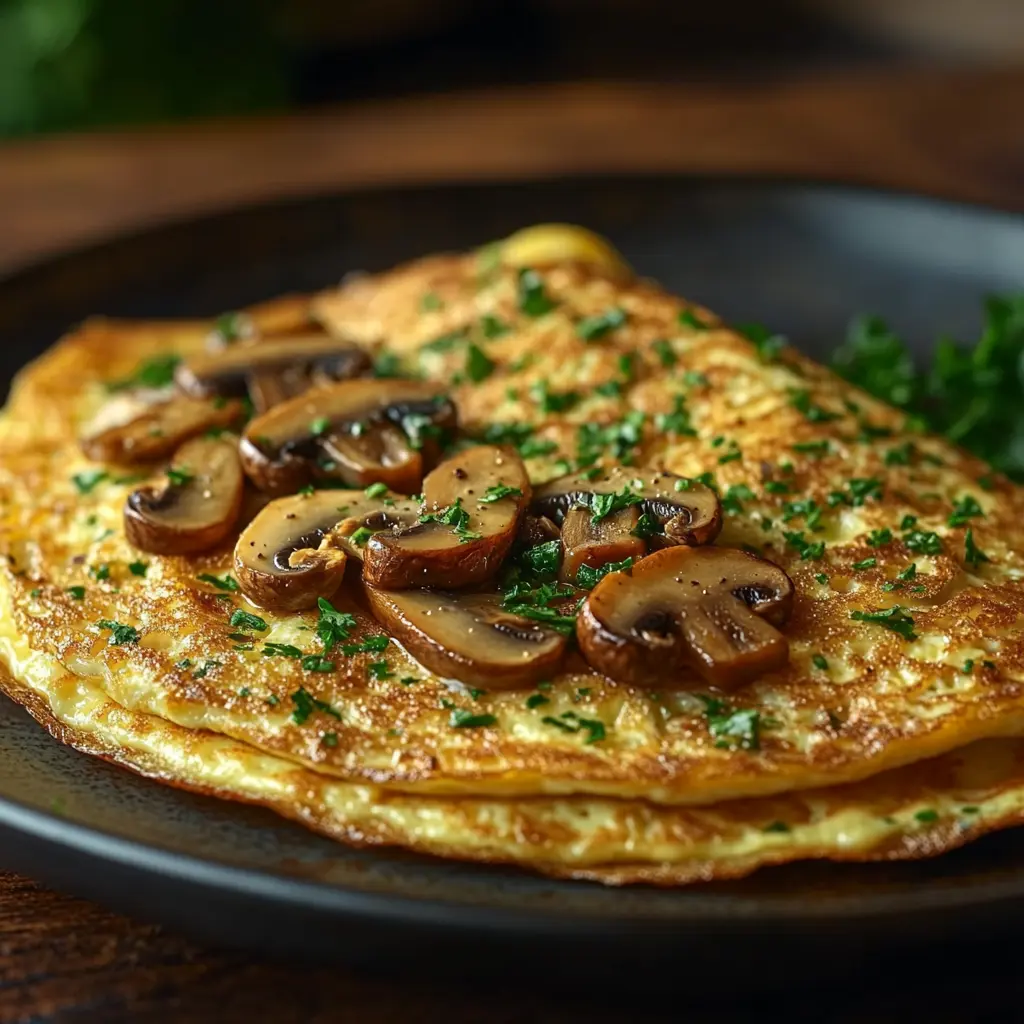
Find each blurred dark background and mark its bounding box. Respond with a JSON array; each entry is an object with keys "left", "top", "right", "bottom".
[{"left": 3, "top": 0, "right": 1022, "bottom": 138}]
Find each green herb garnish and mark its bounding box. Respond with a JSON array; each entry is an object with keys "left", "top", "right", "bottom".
[
  {"left": 850, "top": 605, "right": 917, "bottom": 641},
  {"left": 96, "top": 619, "right": 140, "bottom": 646},
  {"left": 577, "top": 307, "right": 627, "bottom": 341}
]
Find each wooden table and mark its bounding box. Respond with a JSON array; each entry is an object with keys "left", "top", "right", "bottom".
[{"left": 3, "top": 68, "right": 1024, "bottom": 1021}]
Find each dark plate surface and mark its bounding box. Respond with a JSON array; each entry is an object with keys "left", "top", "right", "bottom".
[{"left": 3, "top": 178, "right": 1024, "bottom": 969}]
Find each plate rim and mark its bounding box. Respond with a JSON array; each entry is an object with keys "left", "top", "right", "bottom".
[{"left": 3, "top": 173, "right": 1024, "bottom": 936}]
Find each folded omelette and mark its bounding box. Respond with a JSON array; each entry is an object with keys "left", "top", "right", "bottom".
[{"left": 1, "top": 223, "right": 1022, "bottom": 884}]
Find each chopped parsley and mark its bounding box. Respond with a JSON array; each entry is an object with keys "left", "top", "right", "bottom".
[
  {"left": 850, "top": 606, "right": 917, "bottom": 641},
  {"left": 964, "top": 527, "right": 991, "bottom": 568},
  {"left": 310, "top": 416, "right": 330, "bottom": 437},
  {"left": 89, "top": 563, "right": 110, "bottom": 582},
  {"left": 364, "top": 481, "right": 388, "bottom": 500},
  {"left": 197, "top": 573, "right": 238, "bottom": 592},
  {"left": 948, "top": 495, "right": 985, "bottom": 527},
  {"left": 419, "top": 497, "right": 481, "bottom": 541},
  {"left": 587, "top": 486, "right": 642, "bottom": 524},
  {"left": 96, "top": 619, "right": 140, "bottom": 646},
  {"left": 722, "top": 483, "right": 756, "bottom": 515},
  {"left": 577, "top": 307, "right": 627, "bottom": 341},
  {"left": 106, "top": 353, "right": 181, "bottom": 392},
  {"left": 915, "top": 809, "right": 940, "bottom": 824},
  {"left": 480, "top": 483, "right": 523, "bottom": 503},
  {"left": 654, "top": 395, "right": 696, "bottom": 436},
  {"left": 678, "top": 309, "right": 709, "bottom": 330},
  {"left": 340, "top": 635, "right": 390, "bottom": 656},
  {"left": 480, "top": 314, "right": 510, "bottom": 339},
  {"left": 576, "top": 556, "right": 633, "bottom": 590},
  {"left": 525, "top": 693, "right": 550, "bottom": 709},
  {"left": 465, "top": 343, "right": 495, "bottom": 382},
  {"left": 782, "top": 531, "right": 825, "bottom": 561},
  {"left": 738, "top": 322, "right": 786, "bottom": 362},
  {"left": 884, "top": 441, "right": 915, "bottom": 466},
  {"left": 128, "top": 561, "right": 149, "bottom": 577},
  {"left": 290, "top": 687, "right": 341, "bottom": 725},
  {"left": 812, "top": 654, "right": 829, "bottom": 671},
  {"left": 763, "top": 821, "right": 791, "bottom": 833},
  {"left": 72, "top": 469, "right": 108, "bottom": 494},
  {"left": 793, "top": 440, "right": 830, "bottom": 456},
  {"left": 67, "top": 585, "right": 86, "bottom": 600},
  {"left": 517, "top": 268, "right": 556, "bottom": 317},
  {"left": 229, "top": 609, "right": 268, "bottom": 632},
  {"left": 262, "top": 642, "right": 303, "bottom": 658},
  {"left": 852, "top": 557, "right": 877, "bottom": 571},
  {"left": 367, "top": 660, "right": 393, "bottom": 681},
  {"left": 867, "top": 528, "right": 893, "bottom": 547},
  {"left": 166, "top": 467, "right": 194, "bottom": 487},
  {"left": 316, "top": 597, "right": 356, "bottom": 653},
  {"left": 211, "top": 311, "right": 249, "bottom": 344},
  {"left": 531, "top": 380, "right": 579, "bottom": 414},
  {"left": 348, "top": 527, "right": 373, "bottom": 547},
  {"left": 651, "top": 338, "right": 677, "bottom": 368},
  {"left": 302, "top": 655, "right": 335, "bottom": 673},
  {"left": 450, "top": 709, "right": 497, "bottom": 729},
  {"left": 519, "top": 539, "right": 562, "bottom": 578},
  {"left": 903, "top": 530, "right": 943, "bottom": 555},
  {"left": 699, "top": 696, "right": 761, "bottom": 750},
  {"left": 541, "top": 711, "right": 606, "bottom": 744}
]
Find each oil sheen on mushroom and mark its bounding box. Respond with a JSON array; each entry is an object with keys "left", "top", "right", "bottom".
[
  {"left": 124, "top": 435, "right": 245, "bottom": 555},
  {"left": 80, "top": 394, "right": 244, "bottom": 464},
  {"left": 175, "top": 335, "right": 372, "bottom": 412},
  {"left": 362, "top": 445, "right": 530, "bottom": 590},
  {"left": 365, "top": 587, "right": 567, "bottom": 689},
  {"left": 238, "top": 379, "right": 455, "bottom": 496},
  {"left": 532, "top": 466, "right": 721, "bottom": 587},
  {"left": 234, "top": 488, "right": 418, "bottom": 611},
  {"left": 577, "top": 545, "right": 794, "bottom": 691}
]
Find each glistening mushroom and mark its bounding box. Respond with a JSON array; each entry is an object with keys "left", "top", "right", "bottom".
[
  {"left": 175, "top": 335, "right": 372, "bottom": 412},
  {"left": 576, "top": 545, "right": 794, "bottom": 691},
  {"left": 123, "top": 435, "right": 245, "bottom": 555},
  {"left": 365, "top": 587, "right": 568, "bottom": 689},
  {"left": 239, "top": 379, "right": 456, "bottom": 496},
  {"left": 234, "top": 489, "right": 418, "bottom": 611},
  {"left": 532, "top": 466, "right": 721, "bottom": 586},
  {"left": 362, "top": 445, "right": 530, "bottom": 589},
  {"left": 81, "top": 395, "right": 244, "bottom": 464}
]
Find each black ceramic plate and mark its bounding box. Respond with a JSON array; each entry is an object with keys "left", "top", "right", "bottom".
[{"left": 3, "top": 179, "right": 1024, "bottom": 972}]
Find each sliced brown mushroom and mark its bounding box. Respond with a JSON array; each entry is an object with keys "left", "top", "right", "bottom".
[
  {"left": 577, "top": 545, "right": 794, "bottom": 692},
  {"left": 234, "top": 489, "right": 418, "bottom": 611},
  {"left": 80, "top": 395, "right": 244, "bottom": 464},
  {"left": 239, "top": 379, "right": 456, "bottom": 496},
  {"left": 362, "top": 445, "right": 530, "bottom": 589},
  {"left": 517, "top": 513, "right": 561, "bottom": 549},
  {"left": 532, "top": 466, "right": 721, "bottom": 586},
  {"left": 365, "top": 587, "right": 567, "bottom": 689},
  {"left": 559, "top": 506, "right": 646, "bottom": 585},
  {"left": 124, "top": 435, "right": 244, "bottom": 554},
  {"left": 175, "top": 335, "right": 372, "bottom": 412}
]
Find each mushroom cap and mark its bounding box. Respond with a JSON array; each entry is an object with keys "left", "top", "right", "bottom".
[
  {"left": 365, "top": 586, "right": 568, "bottom": 689},
  {"left": 577, "top": 545, "right": 794, "bottom": 692},
  {"left": 363, "top": 445, "right": 531, "bottom": 590},
  {"left": 234, "top": 488, "right": 418, "bottom": 611},
  {"left": 238, "top": 379, "right": 455, "bottom": 496},
  {"left": 175, "top": 335, "right": 372, "bottom": 410},
  {"left": 81, "top": 395, "right": 244, "bottom": 464},
  {"left": 532, "top": 465, "right": 722, "bottom": 548},
  {"left": 123, "top": 435, "right": 245, "bottom": 555}
]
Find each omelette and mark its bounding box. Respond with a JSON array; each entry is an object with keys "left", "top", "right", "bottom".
[{"left": 2, "top": 222, "right": 1024, "bottom": 883}]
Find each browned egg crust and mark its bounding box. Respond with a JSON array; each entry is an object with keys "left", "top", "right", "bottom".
[{"left": 1, "top": 262, "right": 1024, "bottom": 816}]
